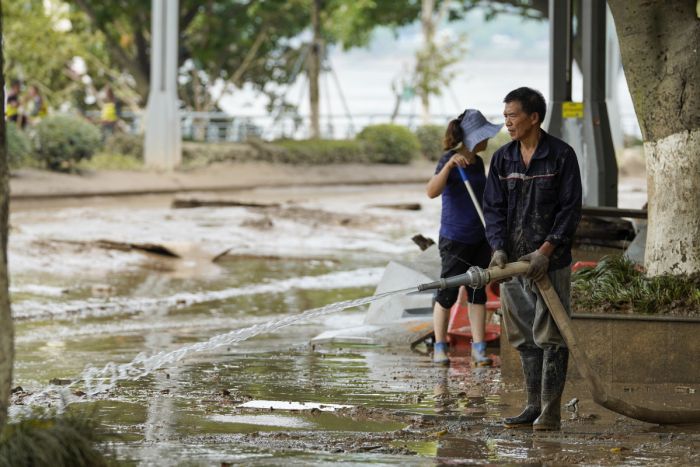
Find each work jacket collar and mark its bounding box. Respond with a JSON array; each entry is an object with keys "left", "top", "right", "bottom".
[{"left": 503, "top": 129, "right": 551, "bottom": 162}]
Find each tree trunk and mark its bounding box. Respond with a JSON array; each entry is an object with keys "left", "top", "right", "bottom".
[
  {"left": 608, "top": 0, "right": 700, "bottom": 276},
  {"left": 308, "top": 0, "right": 322, "bottom": 139},
  {"left": 419, "top": 0, "right": 435, "bottom": 125},
  {"left": 0, "top": 0, "right": 15, "bottom": 429}
]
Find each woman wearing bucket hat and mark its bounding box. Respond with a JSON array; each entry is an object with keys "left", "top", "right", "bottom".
[{"left": 426, "top": 109, "right": 503, "bottom": 366}]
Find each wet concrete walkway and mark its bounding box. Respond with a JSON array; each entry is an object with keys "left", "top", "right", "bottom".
[{"left": 9, "top": 161, "right": 434, "bottom": 200}]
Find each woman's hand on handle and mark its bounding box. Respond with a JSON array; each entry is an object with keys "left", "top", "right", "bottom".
[{"left": 448, "top": 153, "right": 470, "bottom": 169}]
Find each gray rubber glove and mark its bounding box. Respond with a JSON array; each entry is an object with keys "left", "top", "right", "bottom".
[
  {"left": 518, "top": 250, "right": 550, "bottom": 280},
  {"left": 489, "top": 249, "right": 508, "bottom": 269}
]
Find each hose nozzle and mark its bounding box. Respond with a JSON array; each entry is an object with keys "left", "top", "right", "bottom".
[{"left": 416, "top": 266, "right": 490, "bottom": 291}]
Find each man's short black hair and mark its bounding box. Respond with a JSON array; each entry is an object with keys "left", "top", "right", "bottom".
[{"left": 504, "top": 87, "right": 546, "bottom": 124}]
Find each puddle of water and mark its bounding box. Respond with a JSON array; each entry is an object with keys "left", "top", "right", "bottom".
[
  {"left": 12, "top": 276, "right": 416, "bottom": 415},
  {"left": 78, "top": 285, "right": 415, "bottom": 393},
  {"left": 12, "top": 265, "right": 385, "bottom": 321}
]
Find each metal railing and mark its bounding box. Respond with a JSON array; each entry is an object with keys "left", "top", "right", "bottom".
[
  {"left": 100, "top": 111, "right": 479, "bottom": 142},
  {"left": 94, "top": 110, "right": 641, "bottom": 143}
]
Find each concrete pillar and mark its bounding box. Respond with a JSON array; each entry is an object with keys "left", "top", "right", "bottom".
[
  {"left": 144, "top": 0, "right": 181, "bottom": 170},
  {"left": 545, "top": 0, "right": 618, "bottom": 207},
  {"left": 582, "top": 0, "right": 617, "bottom": 207},
  {"left": 544, "top": 0, "right": 585, "bottom": 197}
]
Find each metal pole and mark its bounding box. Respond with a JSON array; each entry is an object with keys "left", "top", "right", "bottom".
[
  {"left": 144, "top": 0, "right": 182, "bottom": 170},
  {"left": 544, "top": 0, "right": 586, "bottom": 188},
  {"left": 543, "top": 0, "right": 572, "bottom": 135},
  {"left": 582, "top": 0, "right": 618, "bottom": 206}
]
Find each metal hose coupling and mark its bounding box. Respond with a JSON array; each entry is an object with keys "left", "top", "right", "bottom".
[{"left": 416, "top": 266, "right": 490, "bottom": 291}]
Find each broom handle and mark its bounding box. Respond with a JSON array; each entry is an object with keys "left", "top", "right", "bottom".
[{"left": 457, "top": 166, "right": 485, "bottom": 227}]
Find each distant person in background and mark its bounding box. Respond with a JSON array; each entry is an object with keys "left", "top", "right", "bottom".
[
  {"left": 426, "top": 109, "right": 502, "bottom": 366},
  {"left": 5, "top": 79, "right": 22, "bottom": 123},
  {"left": 100, "top": 85, "right": 120, "bottom": 139},
  {"left": 23, "top": 84, "right": 48, "bottom": 126}
]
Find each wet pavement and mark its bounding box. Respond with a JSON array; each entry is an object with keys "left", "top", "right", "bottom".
[{"left": 9, "top": 182, "right": 700, "bottom": 465}]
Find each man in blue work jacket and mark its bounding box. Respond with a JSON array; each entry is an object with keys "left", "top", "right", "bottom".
[{"left": 483, "top": 87, "right": 582, "bottom": 431}]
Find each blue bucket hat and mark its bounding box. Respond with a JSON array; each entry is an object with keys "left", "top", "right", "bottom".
[{"left": 458, "top": 109, "right": 503, "bottom": 152}]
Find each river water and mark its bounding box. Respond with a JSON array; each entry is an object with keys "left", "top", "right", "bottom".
[{"left": 8, "top": 183, "right": 699, "bottom": 465}]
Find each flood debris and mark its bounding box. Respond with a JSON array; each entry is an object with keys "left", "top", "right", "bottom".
[
  {"left": 368, "top": 202, "right": 422, "bottom": 211},
  {"left": 240, "top": 215, "right": 274, "bottom": 230},
  {"left": 46, "top": 238, "right": 182, "bottom": 258},
  {"left": 411, "top": 234, "right": 435, "bottom": 251},
  {"left": 237, "top": 400, "right": 353, "bottom": 412},
  {"left": 42, "top": 238, "right": 227, "bottom": 265},
  {"left": 90, "top": 283, "right": 117, "bottom": 297},
  {"left": 172, "top": 194, "right": 280, "bottom": 209},
  {"left": 48, "top": 378, "right": 72, "bottom": 386}
]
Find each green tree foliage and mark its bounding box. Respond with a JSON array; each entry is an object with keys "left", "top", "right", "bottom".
[
  {"left": 3, "top": 0, "right": 110, "bottom": 112},
  {"left": 69, "top": 0, "right": 312, "bottom": 111},
  {"left": 414, "top": 34, "right": 464, "bottom": 120},
  {"left": 1, "top": 0, "right": 550, "bottom": 122},
  {"left": 325, "top": 0, "right": 547, "bottom": 49},
  {"left": 324, "top": 0, "right": 422, "bottom": 49}
]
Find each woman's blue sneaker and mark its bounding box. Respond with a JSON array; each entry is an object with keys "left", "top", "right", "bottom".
[
  {"left": 433, "top": 342, "right": 450, "bottom": 365},
  {"left": 471, "top": 341, "right": 493, "bottom": 367}
]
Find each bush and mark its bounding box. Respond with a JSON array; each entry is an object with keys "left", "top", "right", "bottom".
[
  {"left": 414, "top": 124, "right": 445, "bottom": 161},
  {"left": 272, "top": 139, "right": 366, "bottom": 164},
  {"left": 6, "top": 122, "right": 33, "bottom": 168},
  {"left": 182, "top": 141, "right": 255, "bottom": 168},
  {"left": 246, "top": 138, "right": 366, "bottom": 164},
  {"left": 357, "top": 124, "right": 420, "bottom": 164},
  {"left": 245, "top": 138, "right": 293, "bottom": 163},
  {"left": 32, "top": 115, "right": 101, "bottom": 171},
  {"left": 103, "top": 132, "right": 143, "bottom": 159}
]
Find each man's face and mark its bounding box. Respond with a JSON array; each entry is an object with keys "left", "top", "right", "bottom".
[{"left": 503, "top": 101, "right": 538, "bottom": 141}]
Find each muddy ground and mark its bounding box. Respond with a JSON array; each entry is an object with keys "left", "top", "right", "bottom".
[{"left": 8, "top": 175, "right": 700, "bottom": 465}]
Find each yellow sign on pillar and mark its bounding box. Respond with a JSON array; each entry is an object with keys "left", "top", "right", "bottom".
[{"left": 562, "top": 102, "right": 584, "bottom": 119}]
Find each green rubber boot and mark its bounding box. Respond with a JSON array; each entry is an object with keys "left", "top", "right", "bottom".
[
  {"left": 533, "top": 347, "right": 569, "bottom": 431},
  {"left": 504, "top": 348, "right": 543, "bottom": 428}
]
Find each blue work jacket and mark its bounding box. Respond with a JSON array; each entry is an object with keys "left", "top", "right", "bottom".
[{"left": 483, "top": 130, "right": 582, "bottom": 271}]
